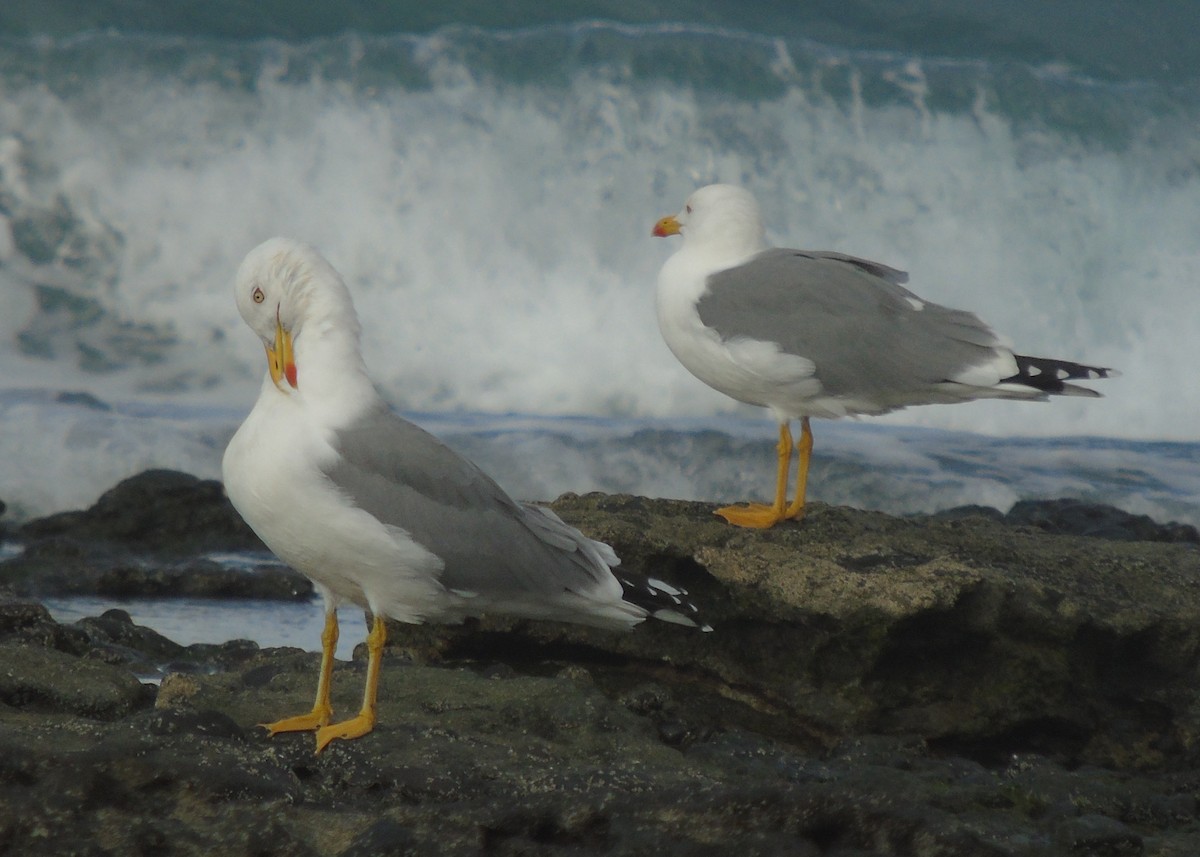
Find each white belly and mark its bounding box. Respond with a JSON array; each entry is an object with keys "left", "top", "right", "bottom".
[
  {"left": 656, "top": 259, "right": 826, "bottom": 417},
  {"left": 222, "top": 389, "right": 444, "bottom": 620}
]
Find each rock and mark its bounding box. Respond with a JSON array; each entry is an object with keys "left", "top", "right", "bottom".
[
  {"left": 934, "top": 498, "right": 1200, "bottom": 544},
  {"left": 339, "top": 820, "right": 419, "bottom": 857},
  {"left": 2, "top": 486, "right": 1200, "bottom": 854},
  {"left": 0, "top": 596, "right": 62, "bottom": 638},
  {"left": 0, "top": 542, "right": 312, "bottom": 601},
  {"left": 0, "top": 596, "right": 262, "bottom": 682},
  {"left": 392, "top": 493, "right": 1200, "bottom": 773},
  {"left": 18, "top": 469, "right": 265, "bottom": 555},
  {"left": 1005, "top": 499, "right": 1200, "bottom": 543},
  {"left": 1, "top": 471, "right": 310, "bottom": 600},
  {"left": 0, "top": 595, "right": 91, "bottom": 654},
  {"left": 95, "top": 558, "right": 312, "bottom": 600},
  {"left": 0, "top": 642, "right": 151, "bottom": 718},
  {"left": 2, "top": 636, "right": 1199, "bottom": 855},
  {"left": 928, "top": 503, "right": 1006, "bottom": 524},
  {"left": 1054, "top": 814, "right": 1144, "bottom": 855},
  {"left": 71, "top": 608, "right": 191, "bottom": 678},
  {"left": 154, "top": 672, "right": 202, "bottom": 710}
]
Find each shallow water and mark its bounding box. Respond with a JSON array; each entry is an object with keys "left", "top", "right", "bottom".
[{"left": 43, "top": 595, "right": 366, "bottom": 660}]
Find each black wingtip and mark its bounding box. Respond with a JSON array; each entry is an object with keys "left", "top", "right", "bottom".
[
  {"left": 616, "top": 574, "right": 712, "bottom": 631},
  {"left": 1005, "top": 355, "right": 1117, "bottom": 395}
]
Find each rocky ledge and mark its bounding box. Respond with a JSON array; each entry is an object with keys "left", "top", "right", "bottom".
[
  {"left": 1, "top": 470, "right": 309, "bottom": 601},
  {"left": 1, "top": 472, "right": 1199, "bottom": 855}
]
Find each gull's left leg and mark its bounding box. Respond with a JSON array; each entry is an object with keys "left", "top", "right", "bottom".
[
  {"left": 261, "top": 607, "right": 337, "bottom": 735},
  {"left": 783, "top": 417, "right": 813, "bottom": 521},
  {"left": 716, "top": 421, "right": 794, "bottom": 528},
  {"left": 315, "top": 613, "right": 386, "bottom": 753}
]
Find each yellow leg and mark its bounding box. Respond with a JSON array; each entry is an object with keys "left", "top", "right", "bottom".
[
  {"left": 783, "top": 417, "right": 813, "bottom": 521},
  {"left": 315, "top": 614, "right": 386, "bottom": 753},
  {"left": 261, "top": 609, "right": 338, "bottom": 735},
  {"left": 716, "top": 422, "right": 794, "bottom": 528}
]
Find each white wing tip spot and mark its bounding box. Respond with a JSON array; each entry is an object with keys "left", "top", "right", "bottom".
[{"left": 646, "top": 577, "right": 682, "bottom": 597}]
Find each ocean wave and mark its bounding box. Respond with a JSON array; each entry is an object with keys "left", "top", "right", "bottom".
[
  {"left": 1, "top": 391, "right": 1197, "bottom": 527},
  {"left": 2, "top": 0, "right": 1196, "bottom": 85},
  {"left": 0, "top": 18, "right": 1196, "bottom": 468}
]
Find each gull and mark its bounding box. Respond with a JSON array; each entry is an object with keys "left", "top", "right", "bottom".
[
  {"left": 223, "top": 238, "right": 707, "bottom": 752},
  {"left": 652, "top": 184, "right": 1115, "bottom": 529}
]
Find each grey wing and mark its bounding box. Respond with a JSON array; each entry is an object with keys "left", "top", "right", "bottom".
[
  {"left": 322, "top": 404, "right": 617, "bottom": 599},
  {"left": 800, "top": 250, "right": 909, "bottom": 285},
  {"left": 697, "top": 248, "right": 1007, "bottom": 398}
]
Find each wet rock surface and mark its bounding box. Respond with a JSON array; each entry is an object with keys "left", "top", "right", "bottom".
[
  {"left": 0, "top": 470, "right": 311, "bottom": 600},
  {"left": 0, "top": 475, "right": 1199, "bottom": 854},
  {"left": 936, "top": 498, "right": 1200, "bottom": 544},
  {"left": 15, "top": 469, "right": 264, "bottom": 554}
]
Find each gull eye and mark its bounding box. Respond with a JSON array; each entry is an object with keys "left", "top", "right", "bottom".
[
  {"left": 685, "top": 205, "right": 692, "bottom": 214},
  {"left": 252, "top": 287, "right": 265, "bottom": 304}
]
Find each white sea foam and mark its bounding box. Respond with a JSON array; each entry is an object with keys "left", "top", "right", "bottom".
[{"left": 0, "top": 29, "right": 1197, "bottom": 519}]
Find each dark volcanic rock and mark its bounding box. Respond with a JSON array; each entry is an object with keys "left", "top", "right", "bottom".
[
  {"left": 2, "top": 489, "right": 1200, "bottom": 855},
  {"left": 3, "top": 544, "right": 313, "bottom": 602},
  {"left": 933, "top": 498, "right": 1200, "bottom": 544},
  {"left": 18, "top": 469, "right": 264, "bottom": 554},
  {"left": 0, "top": 542, "right": 312, "bottom": 601},
  {"left": 0, "top": 595, "right": 263, "bottom": 681},
  {"left": 2, "top": 627, "right": 1200, "bottom": 856},
  {"left": 401, "top": 493, "right": 1200, "bottom": 774},
  {"left": 1005, "top": 498, "right": 1200, "bottom": 543},
  {"left": 0, "top": 470, "right": 311, "bottom": 600},
  {"left": 0, "top": 641, "right": 150, "bottom": 718}
]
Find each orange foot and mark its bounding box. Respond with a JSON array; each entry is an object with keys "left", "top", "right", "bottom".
[
  {"left": 315, "top": 712, "right": 376, "bottom": 754},
  {"left": 261, "top": 705, "right": 333, "bottom": 736},
  {"left": 715, "top": 502, "right": 805, "bottom": 529}
]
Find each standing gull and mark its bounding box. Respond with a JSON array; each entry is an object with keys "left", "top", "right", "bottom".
[
  {"left": 223, "top": 238, "right": 707, "bottom": 753},
  {"left": 652, "top": 184, "right": 1115, "bottom": 529}
]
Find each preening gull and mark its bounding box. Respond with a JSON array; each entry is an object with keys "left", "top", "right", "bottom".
[
  {"left": 223, "top": 238, "right": 708, "bottom": 753},
  {"left": 652, "top": 184, "right": 1116, "bottom": 529}
]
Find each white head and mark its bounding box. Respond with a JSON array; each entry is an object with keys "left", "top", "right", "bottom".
[
  {"left": 234, "top": 238, "right": 363, "bottom": 394},
  {"left": 652, "top": 184, "right": 769, "bottom": 258}
]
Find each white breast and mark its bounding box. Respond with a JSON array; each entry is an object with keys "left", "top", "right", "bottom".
[
  {"left": 655, "top": 251, "right": 823, "bottom": 415},
  {"left": 222, "top": 385, "right": 445, "bottom": 621}
]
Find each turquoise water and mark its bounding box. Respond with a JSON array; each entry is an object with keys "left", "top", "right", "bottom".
[
  {"left": 4, "top": 1, "right": 1197, "bottom": 84},
  {"left": 0, "top": 1, "right": 1196, "bottom": 526}
]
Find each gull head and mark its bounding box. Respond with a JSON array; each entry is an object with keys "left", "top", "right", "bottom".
[
  {"left": 234, "top": 238, "right": 361, "bottom": 393},
  {"left": 652, "top": 183, "right": 768, "bottom": 259}
]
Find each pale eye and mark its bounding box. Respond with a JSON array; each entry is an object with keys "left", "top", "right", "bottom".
[{"left": 252, "top": 287, "right": 265, "bottom": 304}]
